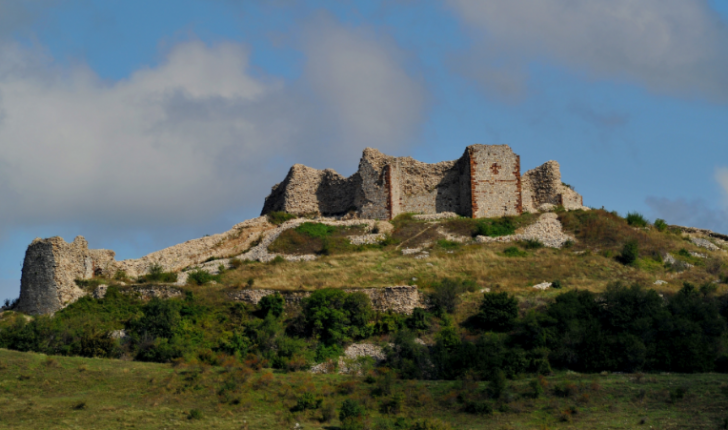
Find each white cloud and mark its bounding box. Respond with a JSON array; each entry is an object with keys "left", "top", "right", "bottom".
[
  {"left": 0, "top": 22, "right": 427, "bottom": 232},
  {"left": 302, "top": 17, "right": 427, "bottom": 158},
  {"left": 448, "top": 0, "right": 728, "bottom": 100}
]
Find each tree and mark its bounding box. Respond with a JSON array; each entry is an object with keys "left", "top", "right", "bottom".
[{"left": 476, "top": 292, "right": 518, "bottom": 332}]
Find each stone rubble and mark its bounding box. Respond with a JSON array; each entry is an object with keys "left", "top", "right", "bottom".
[
  {"left": 228, "top": 285, "right": 423, "bottom": 314},
  {"left": 349, "top": 233, "right": 386, "bottom": 245},
  {"left": 475, "top": 213, "right": 574, "bottom": 248},
  {"left": 654, "top": 280, "right": 668, "bottom": 285},
  {"left": 532, "top": 282, "right": 551, "bottom": 291}
]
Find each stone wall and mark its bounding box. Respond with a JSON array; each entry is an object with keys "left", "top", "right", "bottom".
[
  {"left": 16, "top": 236, "right": 115, "bottom": 315},
  {"left": 521, "top": 160, "right": 583, "bottom": 212},
  {"left": 228, "top": 285, "right": 423, "bottom": 314},
  {"left": 261, "top": 144, "right": 584, "bottom": 220},
  {"left": 17, "top": 217, "right": 275, "bottom": 315},
  {"left": 261, "top": 164, "right": 360, "bottom": 216},
  {"left": 466, "top": 145, "right": 522, "bottom": 218}
]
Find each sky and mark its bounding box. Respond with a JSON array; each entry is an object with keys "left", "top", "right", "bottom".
[{"left": 1, "top": 0, "right": 728, "bottom": 300}]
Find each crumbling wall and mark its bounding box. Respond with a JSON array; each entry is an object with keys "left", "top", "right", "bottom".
[
  {"left": 228, "top": 285, "right": 423, "bottom": 314},
  {"left": 521, "top": 161, "right": 584, "bottom": 212},
  {"left": 357, "top": 148, "right": 395, "bottom": 220},
  {"left": 16, "top": 236, "right": 115, "bottom": 315},
  {"left": 261, "top": 164, "right": 358, "bottom": 216},
  {"left": 466, "top": 145, "right": 522, "bottom": 218},
  {"left": 394, "top": 157, "right": 464, "bottom": 216},
  {"left": 17, "top": 217, "right": 274, "bottom": 315}
]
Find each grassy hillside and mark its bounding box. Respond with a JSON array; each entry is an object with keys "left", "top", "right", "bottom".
[
  {"left": 2, "top": 208, "right": 728, "bottom": 429},
  {"left": 1, "top": 348, "right": 727, "bottom": 429}
]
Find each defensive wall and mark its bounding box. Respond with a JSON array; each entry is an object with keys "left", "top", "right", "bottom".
[{"left": 262, "top": 144, "right": 584, "bottom": 220}]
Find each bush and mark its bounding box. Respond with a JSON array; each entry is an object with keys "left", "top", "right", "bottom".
[
  {"left": 409, "top": 418, "right": 453, "bottom": 430},
  {"left": 475, "top": 218, "right": 515, "bottom": 238},
  {"left": 128, "top": 298, "right": 181, "bottom": 339},
  {"left": 139, "top": 264, "right": 177, "bottom": 283},
  {"left": 291, "top": 392, "right": 322, "bottom": 412},
  {"left": 187, "top": 409, "right": 203, "bottom": 420},
  {"left": 428, "top": 279, "right": 474, "bottom": 315},
  {"left": 436, "top": 239, "right": 460, "bottom": 250},
  {"left": 267, "top": 211, "right": 296, "bottom": 225},
  {"left": 520, "top": 239, "right": 544, "bottom": 249},
  {"left": 626, "top": 212, "right": 648, "bottom": 227},
  {"left": 476, "top": 292, "right": 518, "bottom": 332},
  {"left": 258, "top": 293, "right": 285, "bottom": 318},
  {"left": 406, "top": 308, "right": 431, "bottom": 330},
  {"left": 302, "top": 289, "right": 373, "bottom": 345},
  {"left": 619, "top": 240, "right": 639, "bottom": 265},
  {"left": 487, "top": 368, "right": 507, "bottom": 399},
  {"left": 654, "top": 218, "right": 668, "bottom": 232},
  {"left": 340, "top": 399, "right": 366, "bottom": 422},
  {"left": 187, "top": 270, "right": 219, "bottom": 285},
  {"left": 551, "top": 280, "right": 563, "bottom": 289},
  {"left": 503, "top": 247, "right": 527, "bottom": 257}
]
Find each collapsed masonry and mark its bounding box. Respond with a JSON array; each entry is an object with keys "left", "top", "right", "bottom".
[{"left": 262, "top": 144, "right": 584, "bottom": 220}]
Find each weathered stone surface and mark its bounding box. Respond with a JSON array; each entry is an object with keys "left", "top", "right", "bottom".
[
  {"left": 17, "top": 217, "right": 275, "bottom": 315},
  {"left": 228, "top": 285, "right": 422, "bottom": 314},
  {"left": 16, "top": 236, "right": 115, "bottom": 315},
  {"left": 262, "top": 145, "right": 585, "bottom": 220}
]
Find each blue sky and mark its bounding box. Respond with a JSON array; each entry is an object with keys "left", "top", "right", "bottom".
[{"left": 1, "top": 0, "right": 728, "bottom": 300}]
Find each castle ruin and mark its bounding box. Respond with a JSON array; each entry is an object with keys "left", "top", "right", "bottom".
[
  {"left": 262, "top": 144, "right": 584, "bottom": 219},
  {"left": 14, "top": 144, "right": 585, "bottom": 316}
]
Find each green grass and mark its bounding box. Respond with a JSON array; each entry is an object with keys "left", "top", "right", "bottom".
[{"left": 1, "top": 348, "right": 727, "bottom": 429}]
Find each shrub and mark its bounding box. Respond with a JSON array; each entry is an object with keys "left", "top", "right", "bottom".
[
  {"left": 626, "top": 212, "right": 648, "bottom": 227},
  {"left": 428, "top": 279, "right": 474, "bottom": 315},
  {"left": 113, "top": 270, "right": 128, "bottom": 281},
  {"left": 258, "top": 293, "right": 285, "bottom": 318},
  {"left": 619, "top": 240, "right": 639, "bottom": 265},
  {"left": 140, "top": 264, "right": 177, "bottom": 283},
  {"left": 654, "top": 218, "right": 668, "bottom": 232},
  {"left": 188, "top": 409, "right": 203, "bottom": 420},
  {"left": 551, "top": 280, "right": 563, "bottom": 289},
  {"left": 406, "top": 308, "right": 431, "bottom": 330},
  {"left": 528, "top": 378, "right": 544, "bottom": 398},
  {"left": 520, "top": 239, "right": 544, "bottom": 249},
  {"left": 267, "top": 211, "right": 296, "bottom": 225},
  {"left": 340, "top": 399, "right": 366, "bottom": 422},
  {"left": 187, "top": 270, "right": 219, "bottom": 286},
  {"left": 476, "top": 292, "right": 519, "bottom": 332},
  {"left": 129, "top": 298, "right": 181, "bottom": 339},
  {"left": 463, "top": 400, "right": 493, "bottom": 415},
  {"left": 503, "top": 247, "right": 527, "bottom": 257},
  {"left": 436, "top": 239, "right": 460, "bottom": 250},
  {"left": 291, "top": 392, "right": 322, "bottom": 412},
  {"left": 302, "top": 289, "right": 373, "bottom": 345},
  {"left": 475, "top": 218, "right": 515, "bottom": 238},
  {"left": 487, "top": 368, "right": 507, "bottom": 399}
]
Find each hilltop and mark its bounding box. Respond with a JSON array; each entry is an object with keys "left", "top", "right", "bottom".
[{"left": 3, "top": 145, "right": 728, "bottom": 429}]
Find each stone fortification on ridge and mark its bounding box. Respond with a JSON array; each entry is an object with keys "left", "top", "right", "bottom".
[{"left": 262, "top": 144, "right": 584, "bottom": 220}]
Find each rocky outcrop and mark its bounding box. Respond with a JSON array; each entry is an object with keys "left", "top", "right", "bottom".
[{"left": 228, "top": 285, "right": 423, "bottom": 314}]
